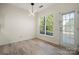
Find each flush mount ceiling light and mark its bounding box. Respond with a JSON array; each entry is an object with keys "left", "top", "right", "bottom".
[{"left": 28, "top": 3, "right": 37, "bottom": 16}]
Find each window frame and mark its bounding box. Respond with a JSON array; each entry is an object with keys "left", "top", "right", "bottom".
[{"left": 39, "top": 14, "right": 54, "bottom": 37}]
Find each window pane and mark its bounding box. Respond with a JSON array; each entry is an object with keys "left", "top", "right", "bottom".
[
  {"left": 46, "top": 15, "right": 53, "bottom": 36},
  {"left": 63, "top": 13, "right": 74, "bottom": 33},
  {"left": 63, "top": 12, "right": 74, "bottom": 44},
  {"left": 40, "top": 17, "right": 45, "bottom": 34},
  {"left": 63, "top": 15, "right": 66, "bottom": 20},
  {"left": 70, "top": 13, "right": 74, "bottom": 19},
  {"left": 65, "top": 14, "right": 69, "bottom": 20}
]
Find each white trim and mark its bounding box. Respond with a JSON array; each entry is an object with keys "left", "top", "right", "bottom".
[
  {"left": 74, "top": 9, "right": 78, "bottom": 48},
  {"left": 44, "top": 16, "right": 46, "bottom": 35},
  {"left": 39, "top": 34, "right": 54, "bottom": 38}
]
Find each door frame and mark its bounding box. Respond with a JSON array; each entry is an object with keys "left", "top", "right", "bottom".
[{"left": 59, "top": 10, "right": 78, "bottom": 49}]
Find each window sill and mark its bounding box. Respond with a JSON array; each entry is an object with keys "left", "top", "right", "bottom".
[{"left": 39, "top": 34, "right": 54, "bottom": 38}]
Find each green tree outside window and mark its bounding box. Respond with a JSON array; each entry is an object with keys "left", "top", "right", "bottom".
[{"left": 40, "top": 14, "right": 53, "bottom": 36}]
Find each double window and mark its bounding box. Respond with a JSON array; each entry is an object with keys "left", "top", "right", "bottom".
[{"left": 40, "top": 14, "right": 53, "bottom": 36}]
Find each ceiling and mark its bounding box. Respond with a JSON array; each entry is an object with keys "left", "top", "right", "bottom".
[{"left": 11, "top": 3, "right": 53, "bottom": 13}]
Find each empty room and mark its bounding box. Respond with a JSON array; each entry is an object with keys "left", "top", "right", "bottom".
[{"left": 0, "top": 3, "right": 79, "bottom": 55}]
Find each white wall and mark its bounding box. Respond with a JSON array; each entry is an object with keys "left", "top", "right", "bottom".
[
  {"left": 36, "top": 3, "right": 79, "bottom": 48},
  {"left": 0, "top": 3, "right": 79, "bottom": 48},
  {"left": 0, "top": 4, "right": 36, "bottom": 45}
]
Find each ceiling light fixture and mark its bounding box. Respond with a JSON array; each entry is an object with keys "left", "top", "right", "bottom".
[
  {"left": 28, "top": 3, "right": 37, "bottom": 16},
  {"left": 31, "top": 3, "right": 34, "bottom": 13}
]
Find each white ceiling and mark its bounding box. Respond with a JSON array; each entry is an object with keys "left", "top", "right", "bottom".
[{"left": 10, "top": 3, "right": 53, "bottom": 13}]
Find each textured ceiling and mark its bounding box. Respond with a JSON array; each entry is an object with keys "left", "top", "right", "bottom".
[{"left": 11, "top": 3, "right": 53, "bottom": 13}]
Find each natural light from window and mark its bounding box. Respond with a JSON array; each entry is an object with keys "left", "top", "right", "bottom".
[{"left": 40, "top": 14, "right": 53, "bottom": 36}]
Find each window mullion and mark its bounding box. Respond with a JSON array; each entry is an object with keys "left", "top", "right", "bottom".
[{"left": 45, "top": 16, "right": 46, "bottom": 35}]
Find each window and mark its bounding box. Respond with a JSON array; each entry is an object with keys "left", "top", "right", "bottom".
[
  {"left": 63, "top": 12, "right": 75, "bottom": 44},
  {"left": 63, "top": 12, "right": 74, "bottom": 33},
  {"left": 40, "top": 14, "right": 53, "bottom": 36},
  {"left": 40, "top": 16, "right": 45, "bottom": 34}
]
